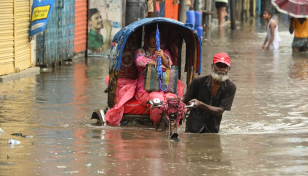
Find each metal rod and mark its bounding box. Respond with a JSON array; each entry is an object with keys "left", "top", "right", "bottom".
[
  {"left": 169, "top": 118, "right": 171, "bottom": 138},
  {"left": 178, "top": 37, "right": 183, "bottom": 80}
]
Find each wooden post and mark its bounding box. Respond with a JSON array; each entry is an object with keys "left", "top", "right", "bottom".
[
  {"left": 237, "top": 0, "right": 242, "bottom": 21},
  {"left": 230, "top": 0, "right": 236, "bottom": 29},
  {"left": 247, "top": 0, "right": 250, "bottom": 18},
  {"left": 241, "top": 0, "right": 244, "bottom": 21},
  {"left": 13, "top": 0, "right": 17, "bottom": 70},
  {"left": 253, "top": 0, "right": 256, "bottom": 17},
  {"left": 154, "top": 0, "right": 157, "bottom": 17},
  {"left": 250, "top": 0, "right": 256, "bottom": 17},
  {"left": 206, "top": 0, "right": 212, "bottom": 28},
  {"left": 147, "top": 0, "right": 157, "bottom": 17},
  {"left": 179, "top": 0, "right": 187, "bottom": 23}
]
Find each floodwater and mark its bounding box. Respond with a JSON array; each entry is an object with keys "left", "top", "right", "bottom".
[{"left": 1, "top": 17, "right": 308, "bottom": 175}]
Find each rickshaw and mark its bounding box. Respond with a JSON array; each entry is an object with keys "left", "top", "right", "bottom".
[{"left": 91, "top": 17, "right": 202, "bottom": 140}]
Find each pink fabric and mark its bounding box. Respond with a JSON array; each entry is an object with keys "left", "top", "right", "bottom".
[
  {"left": 135, "top": 48, "right": 172, "bottom": 93},
  {"left": 105, "top": 47, "right": 184, "bottom": 126},
  {"left": 135, "top": 80, "right": 185, "bottom": 125},
  {"left": 161, "top": 99, "right": 186, "bottom": 126},
  {"left": 104, "top": 76, "right": 137, "bottom": 126}
]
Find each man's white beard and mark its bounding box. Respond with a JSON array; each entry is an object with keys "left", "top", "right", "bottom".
[{"left": 211, "top": 69, "right": 229, "bottom": 82}]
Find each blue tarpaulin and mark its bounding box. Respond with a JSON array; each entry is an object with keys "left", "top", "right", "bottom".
[
  {"left": 110, "top": 17, "right": 202, "bottom": 74},
  {"left": 29, "top": 0, "right": 55, "bottom": 37}
]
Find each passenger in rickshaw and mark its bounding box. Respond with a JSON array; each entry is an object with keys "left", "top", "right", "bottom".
[{"left": 134, "top": 24, "right": 185, "bottom": 125}]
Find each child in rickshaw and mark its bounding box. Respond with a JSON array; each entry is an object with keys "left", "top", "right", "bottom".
[{"left": 134, "top": 24, "right": 185, "bottom": 125}]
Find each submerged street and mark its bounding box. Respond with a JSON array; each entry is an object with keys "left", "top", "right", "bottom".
[{"left": 1, "top": 17, "right": 308, "bottom": 175}]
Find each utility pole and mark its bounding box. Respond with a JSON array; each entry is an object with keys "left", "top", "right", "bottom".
[
  {"left": 179, "top": 0, "right": 187, "bottom": 23},
  {"left": 230, "top": 0, "right": 236, "bottom": 29},
  {"left": 206, "top": 0, "right": 212, "bottom": 29}
]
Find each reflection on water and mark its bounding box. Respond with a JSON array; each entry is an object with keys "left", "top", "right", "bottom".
[
  {"left": 72, "top": 63, "right": 89, "bottom": 112},
  {"left": 0, "top": 17, "right": 308, "bottom": 175},
  {"left": 290, "top": 56, "right": 308, "bottom": 80}
]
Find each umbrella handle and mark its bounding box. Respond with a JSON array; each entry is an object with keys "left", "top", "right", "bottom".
[{"left": 159, "top": 80, "right": 168, "bottom": 92}]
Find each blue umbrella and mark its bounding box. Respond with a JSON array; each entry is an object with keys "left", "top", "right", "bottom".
[{"left": 155, "top": 24, "right": 168, "bottom": 92}]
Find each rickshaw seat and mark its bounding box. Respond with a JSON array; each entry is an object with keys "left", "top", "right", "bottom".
[{"left": 124, "top": 97, "right": 150, "bottom": 115}]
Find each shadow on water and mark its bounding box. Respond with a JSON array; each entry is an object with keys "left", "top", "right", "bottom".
[{"left": 0, "top": 16, "right": 308, "bottom": 175}]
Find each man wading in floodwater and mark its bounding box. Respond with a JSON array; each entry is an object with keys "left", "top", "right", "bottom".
[{"left": 182, "top": 53, "right": 236, "bottom": 133}]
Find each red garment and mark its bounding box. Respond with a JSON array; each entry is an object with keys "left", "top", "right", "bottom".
[
  {"left": 104, "top": 76, "right": 137, "bottom": 126},
  {"left": 104, "top": 76, "right": 184, "bottom": 126},
  {"left": 123, "top": 98, "right": 150, "bottom": 115},
  {"left": 135, "top": 80, "right": 185, "bottom": 125}
]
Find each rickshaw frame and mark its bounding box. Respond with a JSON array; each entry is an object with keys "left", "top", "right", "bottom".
[{"left": 92, "top": 17, "right": 203, "bottom": 128}]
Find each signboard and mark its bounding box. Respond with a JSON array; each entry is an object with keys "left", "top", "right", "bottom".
[
  {"left": 29, "top": 0, "right": 55, "bottom": 37},
  {"left": 87, "top": 0, "right": 125, "bottom": 56}
]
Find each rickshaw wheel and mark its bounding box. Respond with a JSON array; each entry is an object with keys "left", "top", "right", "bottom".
[
  {"left": 170, "top": 133, "right": 179, "bottom": 142},
  {"left": 91, "top": 108, "right": 105, "bottom": 126}
]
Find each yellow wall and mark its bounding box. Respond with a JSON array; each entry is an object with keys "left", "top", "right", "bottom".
[{"left": 0, "top": 0, "right": 32, "bottom": 76}]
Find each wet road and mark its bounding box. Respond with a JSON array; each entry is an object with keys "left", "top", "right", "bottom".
[{"left": 1, "top": 17, "right": 308, "bottom": 175}]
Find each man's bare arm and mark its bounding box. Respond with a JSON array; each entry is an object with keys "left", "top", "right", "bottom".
[
  {"left": 182, "top": 96, "right": 190, "bottom": 105},
  {"left": 189, "top": 99, "right": 225, "bottom": 116}
]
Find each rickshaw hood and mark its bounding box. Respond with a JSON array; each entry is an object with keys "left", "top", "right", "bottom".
[{"left": 109, "top": 17, "right": 202, "bottom": 74}]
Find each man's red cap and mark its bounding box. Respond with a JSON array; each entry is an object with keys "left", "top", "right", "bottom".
[{"left": 213, "top": 53, "right": 231, "bottom": 66}]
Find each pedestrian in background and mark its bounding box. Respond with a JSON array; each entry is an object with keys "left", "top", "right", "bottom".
[
  {"left": 156, "top": 1, "right": 160, "bottom": 16},
  {"left": 187, "top": 0, "right": 193, "bottom": 11},
  {"left": 289, "top": 17, "right": 308, "bottom": 52},
  {"left": 214, "top": 0, "right": 228, "bottom": 28},
  {"left": 262, "top": 9, "right": 281, "bottom": 50}
]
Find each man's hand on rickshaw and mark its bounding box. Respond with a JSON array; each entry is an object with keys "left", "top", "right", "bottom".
[{"left": 189, "top": 99, "right": 201, "bottom": 108}]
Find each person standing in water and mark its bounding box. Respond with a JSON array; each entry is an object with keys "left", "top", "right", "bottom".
[
  {"left": 182, "top": 53, "right": 236, "bottom": 133},
  {"left": 214, "top": 0, "right": 229, "bottom": 28},
  {"left": 262, "top": 9, "right": 281, "bottom": 50},
  {"left": 289, "top": 17, "right": 308, "bottom": 52}
]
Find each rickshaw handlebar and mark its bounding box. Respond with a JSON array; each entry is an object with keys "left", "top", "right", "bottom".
[
  {"left": 146, "top": 99, "right": 195, "bottom": 109},
  {"left": 185, "top": 102, "right": 195, "bottom": 109}
]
